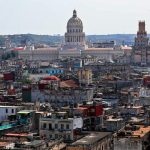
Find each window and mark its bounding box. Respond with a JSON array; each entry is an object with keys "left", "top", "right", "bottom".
[
  {"left": 55, "top": 124, "right": 58, "bottom": 129},
  {"left": 6, "top": 108, "right": 8, "bottom": 113},
  {"left": 43, "top": 123, "right": 46, "bottom": 129},
  {"left": 67, "top": 135, "right": 71, "bottom": 140},
  {"left": 55, "top": 134, "right": 58, "bottom": 139},
  {"left": 59, "top": 134, "right": 62, "bottom": 138},
  {"left": 66, "top": 124, "right": 70, "bottom": 129},
  {"left": 49, "top": 124, "right": 52, "bottom": 130},
  {"left": 12, "top": 109, "right": 14, "bottom": 113},
  {"left": 91, "top": 108, "right": 95, "bottom": 113},
  {"left": 61, "top": 124, "right": 64, "bottom": 129},
  {"left": 49, "top": 134, "right": 52, "bottom": 139},
  {"left": 64, "top": 135, "right": 66, "bottom": 139}
]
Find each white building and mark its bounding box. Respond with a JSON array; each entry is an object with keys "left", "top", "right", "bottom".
[
  {"left": 0, "top": 106, "right": 23, "bottom": 122},
  {"left": 59, "top": 49, "right": 81, "bottom": 58},
  {"left": 18, "top": 48, "right": 59, "bottom": 61},
  {"left": 104, "top": 117, "right": 125, "bottom": 131},
  {"left": 39, "top": 112, "right": 83, "bottom": 141}
]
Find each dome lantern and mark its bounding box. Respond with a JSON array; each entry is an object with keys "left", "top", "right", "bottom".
[{"left": 73, "top": 10, "right": 77, "bottom": 18}]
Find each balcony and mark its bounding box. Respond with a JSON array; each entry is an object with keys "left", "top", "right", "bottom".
[{"left": 58, "top": 128, "right": 71, "bottom": 132}]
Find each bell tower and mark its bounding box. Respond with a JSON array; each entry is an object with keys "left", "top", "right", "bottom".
[{"left": 133, "top": 21, "right": 149, "bottom": 66}]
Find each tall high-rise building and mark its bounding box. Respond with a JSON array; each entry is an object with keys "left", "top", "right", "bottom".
[{"left": 132, "top": 21, "right": 150, "bottom": 66}]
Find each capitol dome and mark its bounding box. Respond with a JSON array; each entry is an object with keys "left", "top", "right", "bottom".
[
  {"left": 64, "top": 10, "right": 86, "bottom": 50},
  {"left": 67, "top": 10, "right": 83, "bottom": 30}
]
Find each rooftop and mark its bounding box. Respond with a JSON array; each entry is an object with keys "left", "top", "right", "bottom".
[
  {"left": 23, "top": 140, "right": 45, "bottom": 147},
  {"left": 0, "top": 142, "right": 13, "bottom": 148},
  {"left": 36, "top": 48, "right": 58, "bottom": 51},
  {"left": 0, "top": 105, "right": 22, "bottom": 108},
  {"left": 133, "top": 125, "right": 150, "bottom": 138},
  {"left": 120, "top": 106, "right": 143, "bottom": 109},
  {"left": 5, "top": 133, "right": 33, "bottom": 137},
  {"left": 85, "top": 48, "right": 114, "bottom": 51},
  {"left": 60, "top": 80, "right": 79, "bottom": 88},
  {"left": 116, "top": 125, "right": 150, "bottom": 138},
  {"left": 106, "top": 116, "right": 123, "bottom": 122},
  {"left": 17, "top": 110, "right": 35, "bottom": 114},
  {"left": 71, "top": 132, "right": 112, "bottom": 146}
]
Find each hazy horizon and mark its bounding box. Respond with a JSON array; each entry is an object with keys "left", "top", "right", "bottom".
[{"left": 0, "top": 0, "right": 149, "bottom": 35}]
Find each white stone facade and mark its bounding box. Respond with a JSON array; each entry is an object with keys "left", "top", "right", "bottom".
[{"left": 18, "top": 48, "right": 59, "bottom": 61}]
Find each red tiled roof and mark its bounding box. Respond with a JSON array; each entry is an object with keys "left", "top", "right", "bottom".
[
  {"left": 60, "top": 80, "right": 78, "bottom": 88},
  {"left": 5, "top": 133, "right": 32, "bottom": 137},
  {"left": 43, "top": 76, "right": 60, "bottom": 81},
  {"left": 13, "top": 47, "right": 25, "bottom": 51}
]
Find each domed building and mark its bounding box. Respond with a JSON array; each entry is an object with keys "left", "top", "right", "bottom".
[
  {"left": 17, "top": 10, "right": 125, "bottom": 61},
  {"left": 63, "top": 10, "right": 86, "bottom": 50}
]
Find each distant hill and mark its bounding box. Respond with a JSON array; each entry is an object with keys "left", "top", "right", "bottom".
[
  {"left": 0, "top": 34, "right": 150, "bottom": 46},
  {"left": 87, "top": 34, "right": 136, "bottom": 45}
]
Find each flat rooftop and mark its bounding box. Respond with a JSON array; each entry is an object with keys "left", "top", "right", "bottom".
[
  {"left": 133, "top": 125, "right": 150, "bottom": 138},
  {"left": 0, "top": 105, "right": 22, "bottom": 108},
  {"left": 116, "top": 125, "right": 150, "bottom": 138},
  {"left": 17, "top": 110, "right": 35, "bottom": 114},
  {"left": 71, "top": 132, "right": 112, "bottom": 146},
  {"left": 106, "top": 116, "right": 123, "bottom": 122}
]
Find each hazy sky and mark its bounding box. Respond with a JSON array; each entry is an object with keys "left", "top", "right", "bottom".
[{"left": 0, "top": 0, "right": 149, "bottom": 35}]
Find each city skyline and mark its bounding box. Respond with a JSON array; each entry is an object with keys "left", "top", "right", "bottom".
[{"left": 0, "top": 0, "right": 149, "bottom": 35}]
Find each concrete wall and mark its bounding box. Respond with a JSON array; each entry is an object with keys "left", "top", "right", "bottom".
[{"left": 114, "top": 137, "right": 142, "bottom": 150}]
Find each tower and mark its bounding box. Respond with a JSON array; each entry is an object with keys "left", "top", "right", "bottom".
[
  {"left": 78, "top": 69, "right": 92, "bottom": 86},
  {"left": 133, "top": 21, "right": 150, "bottom": 66},
  {"left": 135, "top": 21, "right": 148, "bottom": 46}
]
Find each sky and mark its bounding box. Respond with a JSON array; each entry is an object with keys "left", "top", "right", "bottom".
[{"left": 0, "top": 0, "right": 149, "bottom": 35}]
